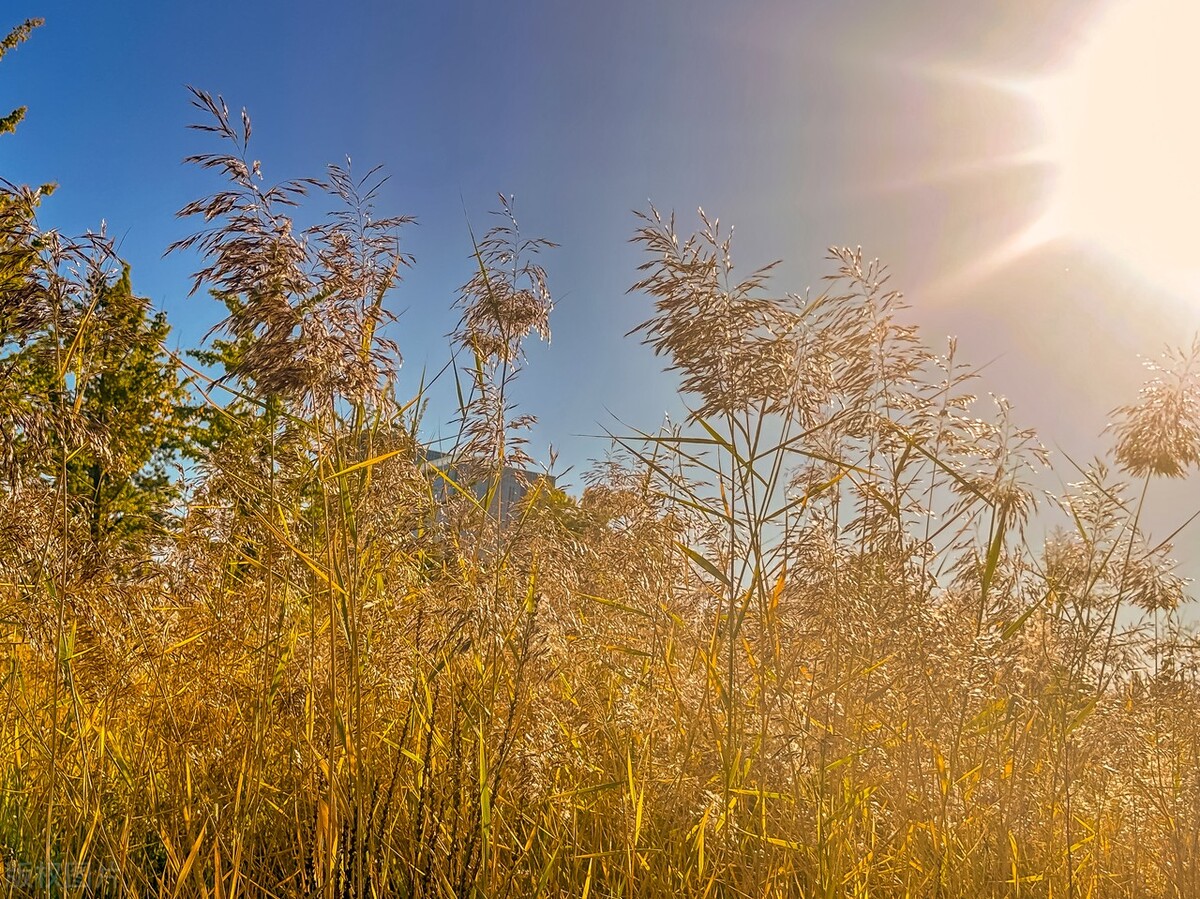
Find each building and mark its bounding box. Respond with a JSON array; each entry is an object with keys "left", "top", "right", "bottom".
[{"left": 421, "top": 448, "right": 556, "bottom": 524}]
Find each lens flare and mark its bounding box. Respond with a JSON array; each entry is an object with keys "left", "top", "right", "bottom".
[{"left": 1040, "top": 0, "right": 1200, "bottom": 291}]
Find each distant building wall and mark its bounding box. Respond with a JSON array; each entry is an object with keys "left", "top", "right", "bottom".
[{"left": 422, "top": 448, "right": 555, "bottom": 524}]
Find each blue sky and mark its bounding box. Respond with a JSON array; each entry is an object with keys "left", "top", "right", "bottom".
[{"left": 5, "top": 0, "right": 1199, "bottom": 520}]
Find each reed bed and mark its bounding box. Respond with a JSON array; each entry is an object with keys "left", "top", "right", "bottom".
[{"left": 2, "top": 67, "right": 1199, "bottom": 899}]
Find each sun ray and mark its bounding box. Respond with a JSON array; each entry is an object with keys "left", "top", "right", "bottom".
[
  {"left": 1031, "top": 0, "right": 1200, "bottom": 291},
  {"left": 865, "top": 148, "right": 1053, "bottom": 195},
  {"left": 922, "top": 211, "right": 1059, "bottom": 305},
  {"left": 886, "top": 3, "right": 1200, "bottom": 303},
  {"left": 847, "top": 63, "right": 1064, "bottom": 301}
]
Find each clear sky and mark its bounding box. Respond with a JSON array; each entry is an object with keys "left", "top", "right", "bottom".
[{"left": 5, "top": 0, "right": 1200, "bottom": 542}]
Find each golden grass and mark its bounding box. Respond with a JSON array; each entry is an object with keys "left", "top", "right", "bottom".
[{"left": 0, "top": 89, "right": 1198, "bottom": 899}]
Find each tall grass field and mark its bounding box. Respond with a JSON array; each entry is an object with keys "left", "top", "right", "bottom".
[{"left": 2, "top": 18, "right": 1199, "bottom": 899}]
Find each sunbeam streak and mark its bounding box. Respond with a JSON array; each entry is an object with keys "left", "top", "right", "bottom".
[
  {"left": 905, "top": 1, "right": 1200, "bottom": 301},
  {"left": 1034, "top": 0, "right": 1200, "bottom": 292}
]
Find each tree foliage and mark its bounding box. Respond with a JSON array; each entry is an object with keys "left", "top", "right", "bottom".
[
  {"left": 3, "top": 265, "right": 191, "bottom": 553},
  {"left": 0, "top": 18, "right": 42, "bottom": 137},
  {"left": 0, "top": 18, "right": 190, "bottom": 563}
]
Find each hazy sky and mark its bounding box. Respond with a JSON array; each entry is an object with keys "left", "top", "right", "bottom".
[{"left": 6, "top": 0, "right": 1200, "bottom": 542}]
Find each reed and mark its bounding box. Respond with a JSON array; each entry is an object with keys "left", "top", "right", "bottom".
[{"left": 1, "top": 77, "right": 1198, "bottom": 899}]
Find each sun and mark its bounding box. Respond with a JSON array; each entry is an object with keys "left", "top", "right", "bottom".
[{"left": 1039, "top": 0, "right": 1200, "bottom": 289}]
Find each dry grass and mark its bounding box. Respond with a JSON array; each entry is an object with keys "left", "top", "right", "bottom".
[{"left": 0, "top": 87, "right": 1198, "bottom": 899}]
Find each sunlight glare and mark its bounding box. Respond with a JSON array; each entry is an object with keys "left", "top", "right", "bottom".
[{"left": 1040, "top": 0, "right": 1200, "bottom": 289}]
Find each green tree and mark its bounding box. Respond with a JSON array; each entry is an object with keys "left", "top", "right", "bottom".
[
  {"left": 0, "top": 17, "right": 53, "bottom": 340},
  {"left": 0, "top": 18, "right": 191, "bottom": 561},
  {"left": 4, "top": 264, "right": 192, "bottom": 556},
  {"left": 0, "top": 18, "right": 42, "bottom": 136}
]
